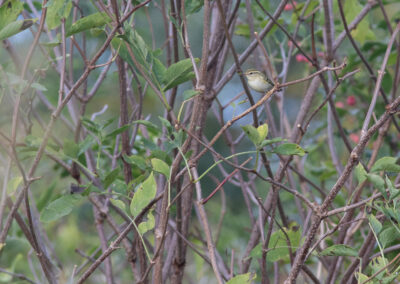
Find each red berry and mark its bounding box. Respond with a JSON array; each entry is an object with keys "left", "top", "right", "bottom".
[
  {"left": 284, "top": 1, "right": 297, "bottom": 11},
  {"left": 349, "top": 133, "right": 360, "bottom": 144},
  {"left": 335, "top": 101, "right": 345, "bottom": 109},
  {"left": 296, "top": 54, "right": 308, "bottom": 62},
  {"left": 284, "top": 4, "right": 293, "bottom": 10},
  {"left": 346, "top": 95, "right": 356, "bottom": 106}
]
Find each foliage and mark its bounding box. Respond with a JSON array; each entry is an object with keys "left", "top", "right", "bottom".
[{"left": 0, "top": 0, "right": 400, "bottom": 283}]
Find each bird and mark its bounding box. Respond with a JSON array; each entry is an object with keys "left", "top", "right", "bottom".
[{"left": 244, "top": 69, "right": 274, "bottom": 93}]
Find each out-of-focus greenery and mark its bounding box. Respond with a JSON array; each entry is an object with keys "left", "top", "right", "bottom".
[{"left": 0, "top": 0, "right": 400, "bottom": 283}]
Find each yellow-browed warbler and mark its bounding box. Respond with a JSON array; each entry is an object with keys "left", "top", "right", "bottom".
[{"left": 244, "top": 69, "right": 273, "bottom": 93}]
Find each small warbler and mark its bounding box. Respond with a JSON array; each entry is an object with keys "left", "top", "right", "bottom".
[{"left": 244, "top": 69, "right": 273, "bottom": 93}]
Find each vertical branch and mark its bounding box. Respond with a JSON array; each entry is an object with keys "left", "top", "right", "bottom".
[
  {"left": 166, "top": 0, "right": 180, "bottom": 108},
  {"left": 192, "top": 169, "right": 224, "bottom": 284},
  {"left": 197, "top": 0, "right": 211, "bottom": 89},
  {"left": 322, "top": 0, "right": 334, "bottom": 60},
  {"left": 0, "top": 159, "right": 11, "bottom": 229},
  {"left": 116, "top": 55, "right": 133, "bottom": 183},
  {"left": 58, "top": 18, "right": 67, "bottom": 106},
  {"left": 93, "top": 207, "right": 115, "bottom": 284}
]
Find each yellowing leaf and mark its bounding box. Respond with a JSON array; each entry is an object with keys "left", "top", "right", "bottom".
[
  {"left": 151, "top": 158, "right": 170, "bottom": 178},
  {"left": 241, "top": 125, "right": 260, "bottom": 146},
  {"left": 273, "top": 143, "right": 306, "bottom": 156},
  {"left": 256, "top": 123, "right": 268, "bottom": 144}
]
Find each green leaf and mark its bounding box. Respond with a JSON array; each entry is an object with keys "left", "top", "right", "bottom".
[
  {"left": 7, "top": 176, "right": 22, "bottom": 194},
  {"left": 256, "top": 123, "right": 268, "bottom": 144},
  {"left": 105, "top": 124, "right": 130, "bottom": 139},
  {"left": 259, "top": 137, "right": 286, "bottom": 147},
  {"left": 114, "top": 28, "right": 153, "bottom": 77},
  {"left": 354, "top": 163, "right": 367, "bottom": 183},
  {"left": 78, "top": 135, "right": 95, "bottom": 155},
  {"left": 46, "top": 0, "right": 72, "bottom": 30},
  {"left": 182, "top": 89, "right": 200, "bottom": 100},
  {"left": 162, "top": 58, "right": 198, "bottom": 91},
  {"left": 234, "top": 23, "right": 250, "bottom": 37},
  {"left": 382, "top": 72, "right": 392, "bottom": 94},
  {"left": 130, "top": 29, "right": 148, "bottom": 62},
  {"left": 66, "top": 12, "right": 111, "bottom": 36},
  {"left": 319, "top": 244, "right": 358, "bottom": 257},
  {"left": 226, "top": 273, "right": 256, "bottom": 284},
  {"left": 381, "top": 273, "right": 398, "bottom": 284},
  {"left": 31, "top": 82, "right": 47, "bottom": 91},
  {"left": 376, "top": 204, "right": 400, "bottom": 223},
  {"left": 368, "top": 214, "right": 382, "bottom": 234},
  {"left": 241, "top": 125, "right": 260, "bottom": 146},
  {"left": 0, "top": 253, "right": 22, "bottom": 282},
  {"left": 0, "top": 0, "right": 23, "bottom": 31},
  {"left": 103, "top": 169, "right": 120, "bottom": 189},
  {"left": 303, "top": 0, "right": 319, "bottom": 18},
  {"left": 291, "top": 0, "right": 318, "bottom": 24},
  {"left": 388, "top": 51, "right": 398, "bottom": 66},
  {"left": 138, "top": 210, "right": 155, "bottom": 234},
  {"left": 152, "top": 56, "right": 167, "bottom": 85},
  {"left": 130, "top": 172, "right": 157, "bottom": 217},
  {"left": 110, "top": 198, "right": 126, "bottom": 212},
  {"left": 0, "top": 19, "right": 35, "bottom": 41},
  {"left": 124, "top": 155, "right": 148, "bottom": 170},
  {"left": 37, "top": 183, "right": 56, "bottom": 212},
  {"left": 344, "top": 0, "right": 375, "bottom": 44},
  {"left": 110, "top": 179, "right": 128, "bottom": 195},
  {"left": 40, "top": 194, "right": 82, "bottom": 222},
  {"left": 61, "top": 0, "right": 72, "bottom": 19},
  {"left": 273, "top": 143, "right": 306, "bottom": 156},
  {"left": 366, "top": 174, "right": 386, "bottom": 198},
  {"left": 132, "top": 120, "right": 159, "bottom": 131},
  {"left": 185, "top": 0, "right": 204, "bottom": 14},
  {"left": 151, "top": 158, "right": 170, "bottom": 178},
  {"left": 249, "top": 243, "right": 263, "bottom": 259},
  {"left": 158, "top": 116, "right": 173, "bottom": 133},
  {"left": 241, "top": 123, "right": 269, "bottom": 147},
  {"left": 370, "top": 257, "right": 387, "bottom": 280},
  {"left": 63, "top": 140, "right": 79, "bottom": 158},
  {"left": 371, "top": 157, "right": 400, "bottom": 173},
  {"left": 355, "top": 272, "right": 369, "bottom": 282},
  {"left": 112, "top": 36, "right": 135, "bottom": 67},
  {"left": 379, "top": 227, "right": 400, "bottom": 248},
  {"left": 386, "top": 175, "right": 400, "bottom": 201},
  {"left": 81, "top": 118, "right": 101, "bottom": 135},
  {"left": 267, "top": 224, "right": 302, "bottom": 262}
]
